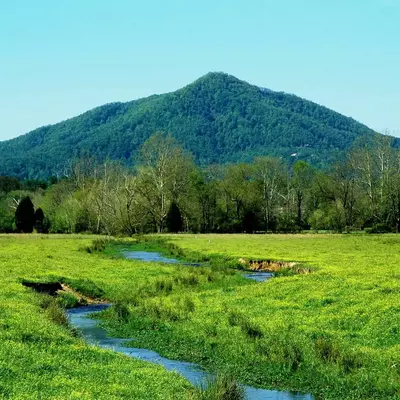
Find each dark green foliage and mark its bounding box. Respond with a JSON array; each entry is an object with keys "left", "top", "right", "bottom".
[
  {"left": 85, "top": 239, "right": 107, "bottom": 253},
  {"left": 199, "top": 374, "right": 245, "bottom": 400},
  {"left": 0, "top": 72, "right": 379, "bottom": 179},
  {"left": 34, "top": 207, "right": 45, "bottom": 233},
  {"left": 15, "top": 196, "right": 35, "bottom": 233},
  {"left": 57, "top": 292, "right": 84, "bottom": 309},
  {"left": 366, "top": 224, "right": 393, "bottom": 234},
  {"left": 0, "top": 176, "right": 20, "bottom": 193},
  {"left": 166, "top": 202, "right": 183, "bottom": 233},
  {"left": 242, "top": 210, "right": 257, "bottom": 233},
  {"left": 113, "top": 302, "right": 130, "bottom": 322}
]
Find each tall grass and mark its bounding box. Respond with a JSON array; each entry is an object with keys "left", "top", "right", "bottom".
[{"left": 198, "top": 374, "right": 245, "bottom": 400}]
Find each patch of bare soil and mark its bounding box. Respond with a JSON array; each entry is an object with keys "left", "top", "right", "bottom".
[
  {"left": 59, "top": 284, "right": 107, "bottom": 305},
  {"left": 238, "top": 258, "right": 311, "bottom": 274},
  {"left": 22, "top": 280, "right": 106, "bottom": 305}
]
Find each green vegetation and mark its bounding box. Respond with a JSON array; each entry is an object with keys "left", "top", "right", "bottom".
[
  {"left": 0, "top": 72, "right": 380, "bottom": 179},
  {"left": 0, "top": 234, "right": 197, "bottom": 399},
  {"left": 15, "top": 196, "right": 35, "bottom": 233},
  {"left": 2, "top": 131, "right": 400, "bottom": 235},
  {"left": 98, "top": 234, "right": 400, "bottom": 399},
  {"left": 2, "top": 233, "right": 400, "bottom": 399},
  {"left": 198, "top": 374, "right": 245, "bottom": 400}
]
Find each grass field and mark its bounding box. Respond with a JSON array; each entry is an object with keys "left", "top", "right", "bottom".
[
  {"left": 0, "top": 235, "right": 196, "bottom": 400},
  {"left": 101, "top": 234, "right": 400, "bottom": 399},
  {"left": 1, "top": 234, "right": 400, "bottom": 399}
]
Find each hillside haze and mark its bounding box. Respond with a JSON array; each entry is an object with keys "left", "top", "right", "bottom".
[{"left": 0, "top": 72, "right": 376, "bottom": 178}]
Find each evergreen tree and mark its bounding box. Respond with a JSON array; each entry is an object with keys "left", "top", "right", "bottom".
[
  {"left": 166, "top": 202, "right": 183, "bottom": 233},
  {"left": 34, "top": 208, "right": 45, "bottom": 233},
  {"left": 15, "top": 197, "right": 35, "bottom": 233}
]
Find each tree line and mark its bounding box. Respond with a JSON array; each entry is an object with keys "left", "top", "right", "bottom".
[{"left": 1, "top": 132, "right": 400, "bottom": 235}]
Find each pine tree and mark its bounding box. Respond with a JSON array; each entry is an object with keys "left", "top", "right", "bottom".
[
  {"left": 166, "top": 202, "right": 183, "bottom": 233},
  {"left": 34, "top": 208, "right": 45, "bottom": 233},
  {"left": 15, "top": 197, "right": 35, "bottom": 233}
]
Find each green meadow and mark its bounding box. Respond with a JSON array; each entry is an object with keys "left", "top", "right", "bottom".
[
  {"left": 1, "top": 234, "right": 400, "bottom": 399},
  {"left": 0, "top": 235, "right": 195, "bottom": 400}
]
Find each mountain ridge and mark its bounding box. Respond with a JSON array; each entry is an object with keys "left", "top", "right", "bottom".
[{"left": 0, "top": 72, "right": 381, "bottom": 178}]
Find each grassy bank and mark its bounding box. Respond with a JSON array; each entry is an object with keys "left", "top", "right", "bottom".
[
  {"left": 0, "top": 234, "right": 199, "bottom": 399},
  {"left": 98, "top": 234, "right": 400, "bottom": 399}
]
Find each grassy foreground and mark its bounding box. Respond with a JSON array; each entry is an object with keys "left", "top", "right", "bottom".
[
  {"left": 0, "top": 234, "right": 198, "bottom": 400},
  {"left": 100, "top": 234, "right": 400, "bottom": 399},
  {"left": 1, "top": 234, "right": 400, "bottom": 399}
]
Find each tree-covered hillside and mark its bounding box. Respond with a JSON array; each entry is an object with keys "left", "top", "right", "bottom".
[{"left": 0, "top": 72, "right": 379, "bottom": 178}]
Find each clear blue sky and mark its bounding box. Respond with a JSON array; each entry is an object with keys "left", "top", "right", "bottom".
[{"left": 1, "top": 0, "right": 399, "bottom": 141}]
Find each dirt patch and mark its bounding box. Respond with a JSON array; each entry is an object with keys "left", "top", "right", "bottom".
[
  {"left": 59, "top": 284, "right": 107, "bottom": 305},
  {"left": 21, "top": 280, "right": 106, "bottom": 305},
  {"left": 238, "top": 258, "right": 311, "bottom": 274}
]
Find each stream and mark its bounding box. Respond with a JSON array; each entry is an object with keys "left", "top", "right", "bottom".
[
  {"left": 67, "top": 250, "right": 314, "bottom": 400},
  {"left": 123, "top": 251, "right": 274, "bottom": 282}
]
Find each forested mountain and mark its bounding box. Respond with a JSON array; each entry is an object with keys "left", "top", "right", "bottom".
[{"left": 0, "top": 72, "right": 381, "bottom": 178}]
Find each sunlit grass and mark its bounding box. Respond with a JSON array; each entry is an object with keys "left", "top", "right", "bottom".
[
  {"left": 0, "top": 234, "right": 194, "bottom": 399},
  {"left": 2, "top": 233, "right": 400, "bottom": 399},
  {"left": 101, "top": 233, "right": 400, "bottom": 399}
]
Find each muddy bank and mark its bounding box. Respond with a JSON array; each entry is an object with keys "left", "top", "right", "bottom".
[{"left": 239, "top": 258, "right": 311, "bottom": 274}]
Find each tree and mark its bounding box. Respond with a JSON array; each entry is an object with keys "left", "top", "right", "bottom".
[
  {"left": 219, "top": 163, "right": 255, "bottom": 231},
  {"left": 137, "top": 132, "right": 194, "bottom": 232},
  {"left": 292, "top": 160, "right": 314, "bottom": 228},
  {"left": 89, "top": 161, "right": 142, "bottom": 235},
  {"left": 15, "top": 196, "right": 35, "bottom": 233},
  {"left": 254, "top": 157, "right": 286, "bottom": 231},
  {"left": 34, "top": 208, "right": 45, "bottom": 233},
  {"left": 166, "top": 202, "right": 183, "bottom": 233}
]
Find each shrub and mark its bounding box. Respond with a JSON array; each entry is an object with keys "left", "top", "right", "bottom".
[
  {"left": 366, "top": 223, "right": 393, "bottom": 234},
  {"left": 154, "top": 279, "right": 174, "bottom": 294},
  {"left": 166, "top": 201, "right": 183, "bottom": 233},
  {"left": 15, "top": 196, "right": 35, "bottom": 233},
  {"left": 113, "top": 302, "right": 130, "bottom": 322},
  {"left": 85, "top": 238, "right": 107, "bottom": 253},
  {"left": 198, "top": 373, "right": 244, "bottom": 400},
  {"left": 57, "top": 292, "right": 83, "bottom": 309}
]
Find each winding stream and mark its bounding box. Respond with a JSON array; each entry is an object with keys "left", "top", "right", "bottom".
[
  {"left": 67, "top": 250, "right": 313, "bottom": 399},
  {"left": 123, "top": 251, "right": 274, "bottom": 282}
]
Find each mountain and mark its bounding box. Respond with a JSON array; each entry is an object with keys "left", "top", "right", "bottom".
[{"left": 0, "top": 72, "right": 379, "bottom": 178}]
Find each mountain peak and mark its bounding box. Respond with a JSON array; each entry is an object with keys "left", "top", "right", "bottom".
[
  {"left": 189, "top": 71, "right": 246, "bottom": 87},
  {"left": 0, "top": 74, "right": 377, "bottom": 179}
]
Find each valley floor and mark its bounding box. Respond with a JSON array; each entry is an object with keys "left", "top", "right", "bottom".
[{"left": 1, "top": 234, "right": 400, "bottom": 399}]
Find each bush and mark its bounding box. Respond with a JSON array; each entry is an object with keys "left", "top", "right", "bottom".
[
  {"left": 15, "top": 196, "right": 35, "bottom": 233},
  {"left": 57, "top": 292, "right": 84, "bottom": 309},
  {"left": 85, "top": 238, "right": 107, "bottom": 253},
  {"left": 198, "top": 374, "right": 244, "bottom": 400},
  {"left": 154, "top": 279, "right": 174, "bottom": 294},
  {"left": 366, "top": 223, "right": 393, "bottom": 234},
  {"left": 166, "top": 201, "right": 183, "bottom": 233},
  {"left": 113, "top": 302, "right": 130, "bottom": 322}
]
